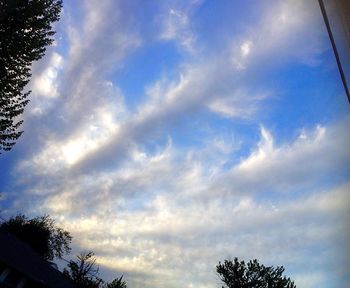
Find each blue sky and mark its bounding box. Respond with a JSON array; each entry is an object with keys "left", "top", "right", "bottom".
[{"left": 1, "top": 1, "right": 350, "bottom": 287}]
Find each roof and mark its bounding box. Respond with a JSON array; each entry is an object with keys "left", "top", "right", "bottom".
[{"left": 0, "top": 228, "right": 74, "bottom": 288}]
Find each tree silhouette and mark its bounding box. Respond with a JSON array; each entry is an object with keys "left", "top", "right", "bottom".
[
  {"left": 216, "top": 258, "right": 296, "bottom": 288},
  {"left": 0, "top": 0, "right": 62, "bottom": 152},
  {"left": 64, "top": 251, "right": 127, "bottom": 288},
  {"left": 64, "top": 252, "right": 104, "bottom": 288},
  {"left": 106, "top": 277, "right": 127, "bottom": 288},
  {"left": 0, "top": 214, "right": 72, "bottom": 261}
]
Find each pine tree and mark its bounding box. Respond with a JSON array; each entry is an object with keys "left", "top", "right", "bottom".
[{"left": 0, "top": 0, "right": 62, "bottom": 152}]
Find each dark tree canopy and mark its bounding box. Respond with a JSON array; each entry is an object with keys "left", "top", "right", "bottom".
[
  {"left": 217, "top": 258, "right": 296, "bottom": 288},
  {"left": 0, "top": 214, "right": 72, "bottom": 261},
  {"left": 64, "top": 252, "right": 127, "bottom": 288},
  {"left": 0, "top": 0, "right": 62, "bottom": 152}
]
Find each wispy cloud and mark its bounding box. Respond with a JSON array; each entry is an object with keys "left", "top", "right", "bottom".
[
  {"left": 157, "top": 0, "right": 202, "bottom": 53},
  {"left": 7, "top": 117, "right": 350, "bottom": 287}
]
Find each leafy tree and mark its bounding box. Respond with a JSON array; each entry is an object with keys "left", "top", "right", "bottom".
[
  {"left": 0, "top": 0, "right": 62, "bottom": 152},
  {"left": 64, "top": 252, "right": 127, "bottom": 288},
  {"left": 216, "top": 258, "right": 296, "bottom": 288},
  {"left": 0, "top": 214, "right": 72, "bottom": 260}
]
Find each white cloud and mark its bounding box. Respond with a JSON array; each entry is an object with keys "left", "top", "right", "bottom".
[
  {"left": 46, "top": 180, "right": 350, "bottom": 288},
  {"left": 20, "top": 0, "right": 326, "bottom": 172},
  {"left": 240, "top": 41, "right": 252, "bottom": 57},
  {"left": 237, "top": 126, "right": 274, "bottom": 171},
  {"left": 32, "top": 52, "right": 63, "bottom": 98},
  {"left": 229, "top": 0, "right": 325, "bottom": 69},
  {"left": 69, "top": 52, "right": 270, "bottom": 170},
  {"left": 207, "top": 90, "right": 267, "bottom": 119},
  {"left": 18, "top": 81, "right": 125, "bottom": 172},
  {"left": 158, "top": 1, "right": 201, "bottom": 53},
  {"left": 231, "top": 40, "right": 253, "bottom": 70},
  {"left": 224, "top": 120, "right": 350, "bottom": 194},
  {"left": 10, "top": 117, "right": 350, "bottom": 287}
]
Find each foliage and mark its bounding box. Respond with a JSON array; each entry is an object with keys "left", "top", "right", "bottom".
[
  {"left": 64, "top": 252, "right": 127, "bottom": 288},
  {"left": 216, "top": 258, "right": 296, "bottom": 288},
  {"left": 0, "top": 214, "right": 72, "bottom": 261},
  {"left": 64, "top": 252, "right": 104, "bottom": 288},
  {"left": 105, "top": 276, "right": 127, "bottom": 288},
  {"left": 0, "top": 0, "right": 62, "bottom": 152}
]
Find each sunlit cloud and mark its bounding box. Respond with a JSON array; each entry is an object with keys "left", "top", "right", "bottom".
[{"left": 32, "top": 52, "right": 63, "bottom": 98}]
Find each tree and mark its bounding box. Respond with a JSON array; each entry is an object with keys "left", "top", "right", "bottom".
[
  {"left": 64, "top": 252, "right": 104, "bottom": 288},
  {"left": 0, "top": 0, "right": 62, "bottom": 152},
  {"left": 0, "top": 214, "right": 72, "bottom": 261},
  {"left": 64, "top": 252, "right": 127, "bottom": 288},
  {"left": 106, "top": 277, "right": 127, "bottom": 288},
  {"left": 216, "top": 258, "right": 296, "bottom": 288}
]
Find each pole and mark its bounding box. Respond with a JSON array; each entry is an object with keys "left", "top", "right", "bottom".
[{"left": 318, "top": 0, "right": 350, "bottom": 104}]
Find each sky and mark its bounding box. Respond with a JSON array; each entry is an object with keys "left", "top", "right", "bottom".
[{"left": 1, "top": 0, "right": 350, "bottom": 287}]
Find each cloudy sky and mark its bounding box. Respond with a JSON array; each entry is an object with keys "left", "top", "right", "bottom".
[{"left": 1, "top": 0, "right": 350, "bottom": 287}]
